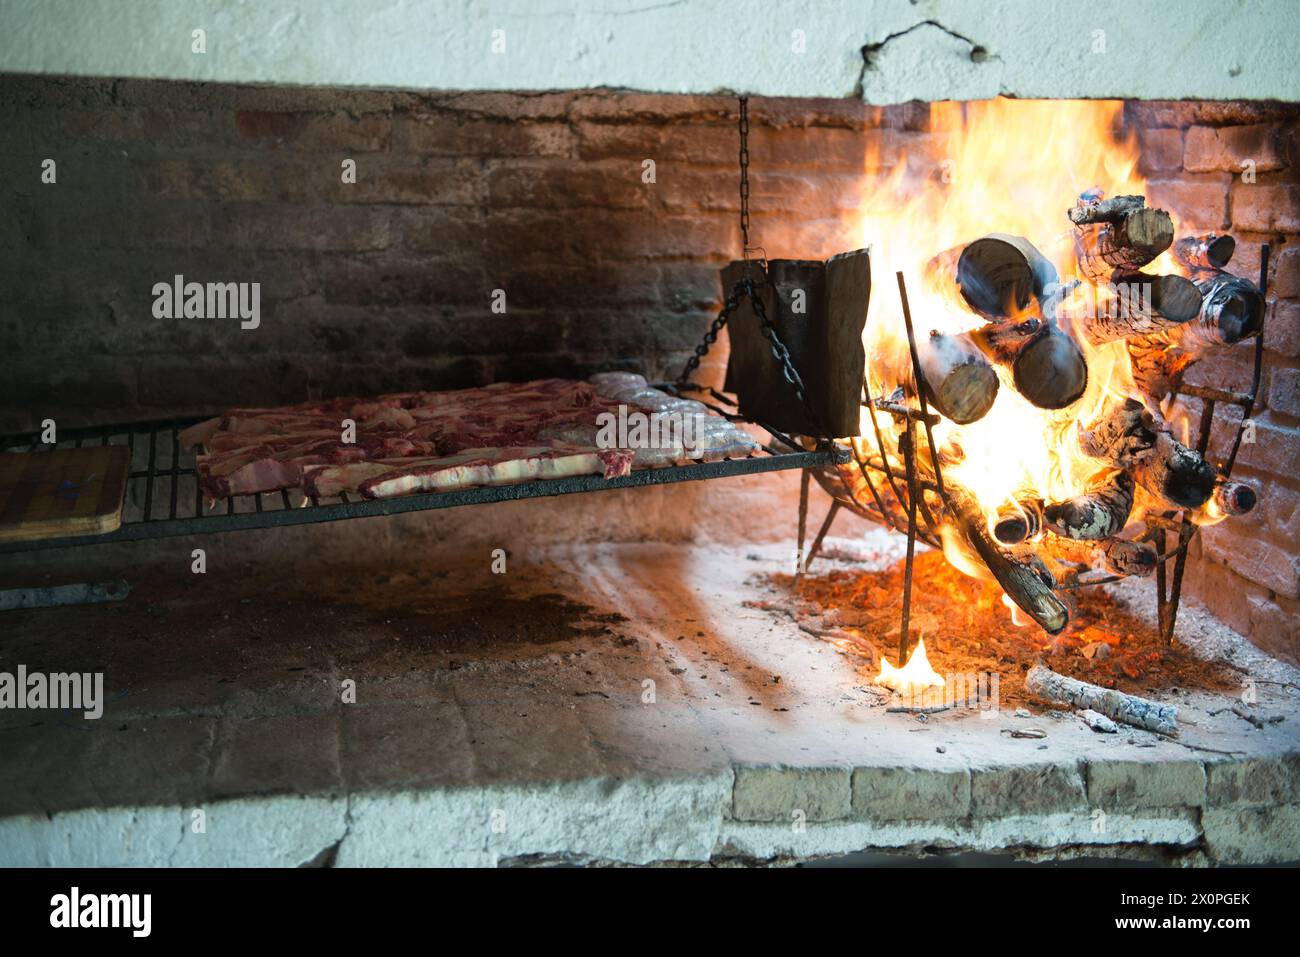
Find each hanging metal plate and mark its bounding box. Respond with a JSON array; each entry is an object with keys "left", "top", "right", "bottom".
[{"left": 722, "top": 248, "right": 870, "bottom": 437}]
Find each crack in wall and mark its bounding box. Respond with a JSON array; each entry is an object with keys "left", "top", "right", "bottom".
[
  {"left": 299, "top": 794, "right": 351, "bottom": 868},
  {"left": 856, "top": 19, "right": 1001, "bottom": 99}
]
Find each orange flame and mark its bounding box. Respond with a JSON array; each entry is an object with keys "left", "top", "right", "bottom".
[
  {"left": 875, "top": 636, "right": 946, "bottom": 697},
  {"left": 1001, "top": 593, "right": 1031, "bottom": 628},
  {"left": 853, "top": 99, "right": 1152, "bottom": 559}
]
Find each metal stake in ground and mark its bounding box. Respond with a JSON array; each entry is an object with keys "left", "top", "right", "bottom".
[
  {"left": 804, "top": 501, "right": 842, "bottom": 573},
  {"left": 898, "top": 426, "right": 921, "bottom": 667},
  {"left": 796, "top": 468, "right": 810, "bottom": 577},
  {"left": 1160, "top": 242, "right": 1271, "bottom": 645}
]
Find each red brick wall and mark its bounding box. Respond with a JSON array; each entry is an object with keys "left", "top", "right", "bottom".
[
  {"left": 1, "top": 77, "right": 1296, "bottom": 658},
  {"left": 0, "top": 77, "right": 879, "bottom": 433},
  {"left": 1130, "top": 102, "right": 1300, "bottom": 663}
]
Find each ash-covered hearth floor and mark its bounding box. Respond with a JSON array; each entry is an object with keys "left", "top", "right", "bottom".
[{"left": 1, "top": 533, "right": 1297, "bottom": 866}]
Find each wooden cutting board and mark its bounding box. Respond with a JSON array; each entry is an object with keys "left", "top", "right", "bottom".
[{"left": 0, "top": 446, "right": 131, "bottom": 543}]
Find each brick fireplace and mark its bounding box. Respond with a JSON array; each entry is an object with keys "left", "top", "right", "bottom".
[
  {"left": 2, "top": 1, "right": 1300, "bottom": 872},
  {"left": 3, "top": 78, "right": 1297, "bottom": 662}
]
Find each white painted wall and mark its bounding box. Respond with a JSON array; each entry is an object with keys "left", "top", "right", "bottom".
[{"left": 0, "top": 0, "right": 1296, "bottom": 102}]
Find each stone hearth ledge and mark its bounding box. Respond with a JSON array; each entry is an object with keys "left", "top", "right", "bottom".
[{"left": 0, "top": 535, "right": 1296, "bottom": 866}]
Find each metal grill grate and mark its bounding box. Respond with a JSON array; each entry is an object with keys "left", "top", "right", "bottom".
[{"left": 0, "top": 402, "right": 845, "bottom": 554}]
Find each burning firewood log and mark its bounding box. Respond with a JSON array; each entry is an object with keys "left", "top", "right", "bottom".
[
  {"left": 1173, "top": 271, "right": 1265, "bottom": 349},
  {"left": 1210, "top": 479, "right": 1257, "bottom": 516},
  {"left": 1080, "top": 273, "right": 1202, "bottom": 344},
  {"left": 1123, "top": 266, "right": 1262, "bottom": 403},
  {"left": 967, "top": 518, "right": 1069, "bottom": 635},
  {"left": 1070, "top": 193, "right": 1174, "bottom": 282},
  {"left": 946, "top": 487, "right": 1069, "bottom": 634},
  {"left": 1043, "top": 470, "right": 1135, "bottom": 540},
  {"left": 915, "top": 330, "right": 999, "bottom": 424},
  {"left": 1134, "top": 430, "right": 1218, "bottom": 510},
  {"left": 1126, "top": 337, "right": 1195, "bottom": 402},
  {"left": 1078, "top": 397, "right": 1157, "bottom": 467},
  {"left": 1068, "top": 193, "right": 1147, "bottom": 225},
  {"left": 993, "top": 495, "right": 1044, "bottom": 545},
  {"left": 1026, "top": 664, "right": 1178, "bottom": 735},
  {"left": 825, "top": 192, "right": 1258, "bottom": 647},
  {"left": 1173, "top": 233, "right": 1236, "bottom": 272},
  {"left": 1040, "top": 536, "right": 1157, "bottom": 578},
  {"left": 955, "top": 233, "right": 1060, "bottom": 319},
  {"left": 972, "top": 317, "right": 1088, "bottom": 409}
]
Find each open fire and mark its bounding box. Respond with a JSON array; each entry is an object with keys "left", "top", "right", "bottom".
[
  {"left": 837, "top": 98, "right": 1263, "bottom": 650},
  {"left": 840, "top": 100, "right": 1264, "bottom": 690}
]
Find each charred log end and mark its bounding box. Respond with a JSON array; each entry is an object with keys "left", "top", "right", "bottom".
[
  {"left": 994, "top": 514, "right": 1029, "bottom": 545},
  {"left": 1187, "top": 273, "right": 1266, "bottom": 346},
  {"left": 1136, "top": 432, "right": 1219, "bottom": 510},
  {"left": 1163, "top": 455, "right": 1218, "bottom": 509},
  {"left": 1215, "top": 481, "right": 1258, "bottom": 515},
  {"left": 1205, "top": 234, "right": 1236, "bottom": 269},
  {"left": 1043, "top": 500, "right": 1093, "bottom": 538},
  {"left": 961, "top": 515, "right": 1070, "bottom": 635},
  {"left": 1174, "top": 233, "right": 1238, "bottom": 271},
  {"left": 1229, "top": 484, "right": 1257, "bottom": 513},
  {"left": 931, "top": 361, "right": 999, "bottom": 424},
  {"left": 1117, "top": 541, "right": 1158, "bottom": 576},
  {"left": 1214, "top": 285, "right": 1265, "bottom": 343},
  {"left": 1013, "top": 326, "right": 1088, "bottom": 409},
  {"left": 957, "top": 238, "right": 1034, "bottom": 318},
  {"left": 918, "top": 331, "right": 1000, "bottom": 425},
  {"left": 1123, "top": 208, "right": 1175, "bottom": 257},
  {"left": 1147, "top": 274, "right": 1203, "bottom": 323}
]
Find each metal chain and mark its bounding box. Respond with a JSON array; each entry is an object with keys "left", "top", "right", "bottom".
[
  {"left": 676, "top": 277, "right": 815, "bottom": 426},
  {"left": 676, "top": 284, "right": 742, "bottom": 387},
  {"left": 675, "top": 96, "right": 821, "bottom": 437},
  {"left": 745, "top": 279, "right": 808, "bottom": 407},
  {"left": 738, "top": 95, "right": 751, "bottom": 270}
]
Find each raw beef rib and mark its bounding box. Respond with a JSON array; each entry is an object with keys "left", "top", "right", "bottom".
[{"left": 182, "top": 375, "right": 758, "bottom": 502}]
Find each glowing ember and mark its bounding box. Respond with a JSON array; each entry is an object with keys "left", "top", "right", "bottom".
[{"left": 875, "top": 636, "right": 946, "bottom": 696}]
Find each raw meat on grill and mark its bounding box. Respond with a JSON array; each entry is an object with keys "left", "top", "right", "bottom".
[
  {"left": 181, "top": 375, "right": 759, "bottom": 503},
  {"left": 356, "top": 447, "right": 635, "bottom": 499},
  {"left": 587, "top": 372, "right": 759, "bottom": 465}
]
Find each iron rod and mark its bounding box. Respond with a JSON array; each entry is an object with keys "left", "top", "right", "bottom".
[
  {"left": 804, "top": 501, "right": 841, "bottom": 572},
  {"left": 1154, "top": 527, "right": 1169, "bottom": 639},
  {"left": 896, "top": 270, "right": 947, "bottom": 501},
  {"left": 1179, "top": 384, "right": 1253, "bottom": 406},
  {"left": 899, "top": 426, "right": 920, "bottom": 666},
  {"left": 142, "top": 427, "right": 157, "bottom": 521},
  {"left": 1223, "top": 243, "right": 1269, "bottom": 476},
  {"left": 851, "top": 436, "right": 905, "bottom": 535},
  {"left": 168, "top": 428, "right": 180, "bottom": 520},
  {"left": 863, "top": 377, "right": 912, "bottom": 516},
  {"left": 1165, "top": 397, "right": 1218, "bottom": 644},
  {"left": 796, "top": 469, "right": 810, "bottom": 576}
]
